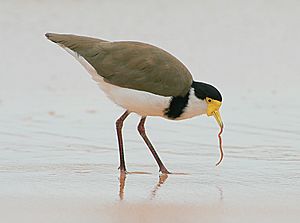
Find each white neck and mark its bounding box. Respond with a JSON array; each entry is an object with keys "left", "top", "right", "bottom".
[{"left": 174, "top": 89, "right": 207, "bottom": 120}]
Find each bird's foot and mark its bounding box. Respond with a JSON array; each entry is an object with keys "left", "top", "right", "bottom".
[
  {"left": 159, "top": 167, "right": 171, "bottom": 175},
  {"left": 118, "top": 166, "right": 128, "bottom": 175}
]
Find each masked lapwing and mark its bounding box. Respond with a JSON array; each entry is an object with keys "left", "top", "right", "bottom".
[{"left": 45, "top": 33, "right": 223, "bottom": 174}]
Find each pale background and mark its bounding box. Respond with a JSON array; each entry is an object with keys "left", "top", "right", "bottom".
[{"left": 0, "top": 1, "right": 299, "bottom": 222}]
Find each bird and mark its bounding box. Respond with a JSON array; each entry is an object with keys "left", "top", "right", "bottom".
[{"left": 45, "top": 33, "right": 223, "bottom": 174}]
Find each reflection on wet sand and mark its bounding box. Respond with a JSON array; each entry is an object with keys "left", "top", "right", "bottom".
[
  {"left": 149, "top": 174, "right": 169, "bottom": 200},
  {"left": 118, "top": 173, "right": 126, "bottom": 201},
  {"left": 118, "top": 173, "right": 169, "bottom": 201},
  {"left": 119, "top": 173, "right": 226, "bottom": 202},
  {"left": 216, "top": 186, "right": 224, "bottom": 202}
]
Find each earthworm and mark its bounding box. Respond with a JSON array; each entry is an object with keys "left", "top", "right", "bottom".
[{"left": 215, "top": 125, "right": 224, "bottom": 166}]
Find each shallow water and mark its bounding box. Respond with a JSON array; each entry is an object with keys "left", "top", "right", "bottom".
[{"left": 1, "top": 1, "right": 300, "bottom": 222}]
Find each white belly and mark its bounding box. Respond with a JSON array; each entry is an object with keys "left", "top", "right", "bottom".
[{"left": 95, "top": 77, "right": 171, "bottom": 117}]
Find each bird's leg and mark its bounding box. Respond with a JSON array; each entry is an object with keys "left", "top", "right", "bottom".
[
  {"left": 137, "top": 117, "right": 170, "bottom": 174},
  {"left": 116, "top": 110, "right": 130, "bottom": 174}
]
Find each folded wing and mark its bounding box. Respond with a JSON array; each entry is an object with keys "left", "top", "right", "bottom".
[{"left": 46, "top": 33, "right": 193, "bottom": 97}]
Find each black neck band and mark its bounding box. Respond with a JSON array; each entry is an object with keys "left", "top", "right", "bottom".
[{"left": 164, "top": 90, "right": 190, "bottom": 119}]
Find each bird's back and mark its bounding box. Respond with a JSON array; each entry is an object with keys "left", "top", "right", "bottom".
[{"left": 46, "top": 33, "right": 193, "bottom": 97}]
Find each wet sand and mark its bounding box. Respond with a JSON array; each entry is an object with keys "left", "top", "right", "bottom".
[
  {"left": 1, "top": 1, "right": 300, "bottom": 222},
  {"left": 1, "top": 198, "right": 299, "bottom": 223}
]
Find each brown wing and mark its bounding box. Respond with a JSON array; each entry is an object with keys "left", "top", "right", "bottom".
[{"left": 46, "top": 33, "right": 193, "bottom": 97}]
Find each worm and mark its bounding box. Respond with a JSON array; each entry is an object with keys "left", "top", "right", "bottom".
[{"left": 215, "top": 125, "right": 224, "bottom": 166}]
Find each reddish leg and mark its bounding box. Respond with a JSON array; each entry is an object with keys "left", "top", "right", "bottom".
[
  {"left": 116, "top": 110, "right": 130, "bottom": 173},
  {"left": 137, "top": 117, "right": 170, "bottom": 174}
]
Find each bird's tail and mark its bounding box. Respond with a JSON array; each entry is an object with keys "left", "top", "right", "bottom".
[{"left": 45, "top": 33, "right": 108, "bottom": 55}]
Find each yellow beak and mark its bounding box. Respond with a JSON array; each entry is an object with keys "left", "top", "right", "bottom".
[
  {"left": 206, "top": 98, "right": 223, "bottom": 128},
  {"left": 213, "top": 110, "right": 223, "bottom": 128}
]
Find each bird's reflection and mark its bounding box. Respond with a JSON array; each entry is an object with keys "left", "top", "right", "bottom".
[
  {"left": 118, "top": 172, "right": 126, "bottom": 201},
  {"left": 118, "top": 173, "right": 169, "bottom": 201},
  {"left": 149, "top": 174, "right": 168, "bottom": 200},
  {"left": 216, "top": 186, "right": 224, "bottom": 201},
  {"left": 118, "top": 173, "right": 224, "bottom": 202}
]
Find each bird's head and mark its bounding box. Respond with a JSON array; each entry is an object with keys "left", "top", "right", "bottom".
[{"left": 191, "top": 81, "right": 223, "bottom": 128}]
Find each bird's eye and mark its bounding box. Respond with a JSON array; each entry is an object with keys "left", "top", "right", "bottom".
[{"left": 208, "top": 99, "right": 212, "bottom": 102}]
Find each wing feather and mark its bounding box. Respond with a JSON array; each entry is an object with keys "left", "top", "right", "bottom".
[{"left": 46, "top": 33, "right": 193, "bottom": 97}]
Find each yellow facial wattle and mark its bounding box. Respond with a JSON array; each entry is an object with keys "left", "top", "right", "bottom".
[{"left": 205, "top": 97, "right": 223, "bottom": 128}]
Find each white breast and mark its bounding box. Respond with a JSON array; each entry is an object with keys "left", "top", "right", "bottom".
[
  {"left": 62, "top": 46, "right": 171, "bottom": 117},
  {"left": 176, "top": 89, "right": 207, "bottom": 120}
]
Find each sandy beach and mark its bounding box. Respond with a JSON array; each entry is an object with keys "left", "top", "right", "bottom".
[
  {"left": 1, "top": 198, "right": 299, "bottom": 223},
  {"left": 1, "top": 1, "right": 300, "bottom": 222}
]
